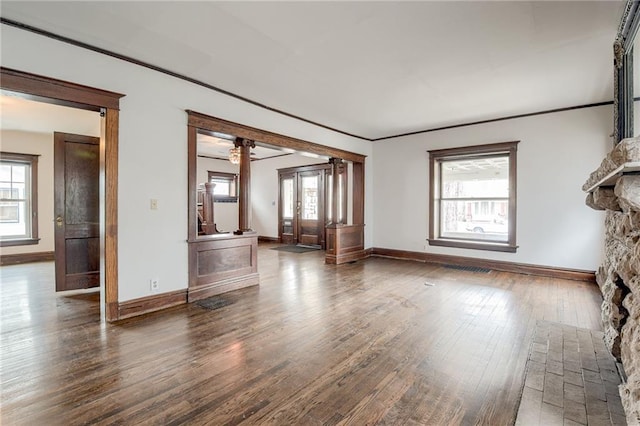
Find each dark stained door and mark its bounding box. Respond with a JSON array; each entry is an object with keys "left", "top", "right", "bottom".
[
  {"left": 54, "top": 132, "right": 100, "bottom": 291},
  {"left": 297, "top": 170, "right": 324, "bottom": 247}
]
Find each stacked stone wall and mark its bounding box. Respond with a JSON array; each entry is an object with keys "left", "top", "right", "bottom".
[{"left": 585, "top": 138, "right": 640, "bottom": 424}]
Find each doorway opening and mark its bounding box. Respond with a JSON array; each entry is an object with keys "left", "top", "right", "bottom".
[
  {"left": 187, "top": 110, "right": 367, "bottom": 269},
  {"left": 1, "top": 97, "right": 102, "bottom": 311},
  {"left": 278, "top": 163, "right": 347, "bottom": 249},
  {"left": 0, "top": 67, "right": 124, "bottom": 321}
]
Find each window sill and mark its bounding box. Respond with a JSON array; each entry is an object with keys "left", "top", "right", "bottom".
[
  {"left": 214, "top": 197, "right": 238, "bottom": 203},
  {"left": 0, "top": 238, "right": 40, "bottom": 247},
  {"left": 428, "top": 238, "right": 517, "bottom": 253}
]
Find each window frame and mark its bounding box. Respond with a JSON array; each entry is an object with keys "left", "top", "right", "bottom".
[
  {"left": 428, "top": 141, "right": 518, "bottom": 253},
  {"left": 0, "top": 152, "right": 40, "bottom": 247},
  {"left": 207, "top": 171, "right": 239, "bottom": 203}
]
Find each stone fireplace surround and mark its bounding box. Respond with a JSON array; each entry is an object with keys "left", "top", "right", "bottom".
[{"left": 584, "top": 138, "right": 640, "bottom": 424}]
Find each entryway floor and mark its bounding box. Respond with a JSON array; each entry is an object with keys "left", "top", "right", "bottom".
[{"left": 515, "top": 321, "right": 627, "bottom": 425}]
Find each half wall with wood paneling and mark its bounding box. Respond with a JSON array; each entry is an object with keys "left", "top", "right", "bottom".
[{"left": 188, "top": 234, "right": 258, "bottom": 301}]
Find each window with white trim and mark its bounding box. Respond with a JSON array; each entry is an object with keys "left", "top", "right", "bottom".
[{"left": 428, "top": 141, "right": 518, "bottom": 253}]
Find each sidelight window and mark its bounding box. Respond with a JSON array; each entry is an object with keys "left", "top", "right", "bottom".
[
  {"left": 428, "top": 141, "right": 518, "bottom": 252},
  {"left": 0, "top": 152, "right": 39, "bottom": 246}
]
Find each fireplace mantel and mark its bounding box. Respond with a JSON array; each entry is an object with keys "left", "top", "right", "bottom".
[{"left": 584, "top": 161, "right": 640, "bottom": 192}]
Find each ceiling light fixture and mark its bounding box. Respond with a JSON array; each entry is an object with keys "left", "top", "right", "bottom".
[{"left": 229, "top": 147, "right": 241, "bottom": 164}]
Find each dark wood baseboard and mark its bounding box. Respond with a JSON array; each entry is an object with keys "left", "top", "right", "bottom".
[
  {"left": 258, "top": 236, "right": 280, "bottom": 243},
  {"left": 0, "top": 251, "right": 54, "bottom": 266},
  {"left": 118, "top": 289, "right": 187, "bottom": 320},
  {"left": 370, "top": 247, "right": 596, "bottom": 282},
  {"left": 188, "top": 273, "right": 260, "bottom": 302}
]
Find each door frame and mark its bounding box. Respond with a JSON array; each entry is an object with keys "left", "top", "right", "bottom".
[
  {"left": 1, "top": 67, "right": 124, "bottom": 322},
  {"left": 278, "top": 163, "right": 334, "bottom": 248}
]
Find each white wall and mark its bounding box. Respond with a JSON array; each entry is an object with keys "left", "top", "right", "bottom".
[
  {"left": 197, "top": 156, "right": 238, "bottom": 232},
  {"left": 373, "top": 105, "right": 612, "bottom": 271},
  {"left": 0, "top": 130, "right": 55, "bottom": 255},
  {"left": 251, "top": 154, "right": 327, "bottom": 238},
  {"left": 1, "top": 26, "right": 373, "bottom": 301}
]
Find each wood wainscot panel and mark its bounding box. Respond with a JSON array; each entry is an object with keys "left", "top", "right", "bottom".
[
  {"left": 118, "top": 290, "right": 187, "bottom": 320},
  {"left": 188, "top": 233, "right": 259, "bottom": 302},
  {"left": 325, "top": 224, "right": 369, "bottom": 265},
  {"left": 0, "top": 251, "right": 54, "bottom": 266}
]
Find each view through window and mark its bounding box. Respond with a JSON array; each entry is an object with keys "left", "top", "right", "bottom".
[
  {"left": 0, "top": 152, "right": 38, "bottom": 245},
  {"left": 429, "top": 141, "right": 518, "bottom": 252},
  {"left": 440, "top": 156, "right": 509, "bottom": 242},
  {"left": 207, "top": 171, "right": 238, "bottom": 202}
]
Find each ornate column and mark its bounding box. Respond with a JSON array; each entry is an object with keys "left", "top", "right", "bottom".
[
  {"left": 234, "top": 137, "right": 255, "bottom": 235},
  {"left": 329, "top": 157, "right": 345, "bottom": 225}
]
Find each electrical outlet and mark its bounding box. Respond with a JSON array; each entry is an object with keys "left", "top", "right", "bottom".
[
  {"left": 150, "top": 278, "right": 159, "bottom": 292},
  {"left": 150, "top": 199, "right": 158, "bottom": 210}
]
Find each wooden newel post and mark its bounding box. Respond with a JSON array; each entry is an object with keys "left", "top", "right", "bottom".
[
  {"left": 329, "top": 157, "right": 344, "bottom": 225},
  {"left": 201, "top": 182, "right": 217, "bottom": 235},
  {"left": 235, "top": 137, "right": 256, "bottom": 235}
]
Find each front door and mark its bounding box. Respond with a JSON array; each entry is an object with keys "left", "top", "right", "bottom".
[
  {"left": 54, "top": 132, "right": 100, "bottom": 291},
  {"left": 297, "top": 170, "right": 324, "bottom": 247}
]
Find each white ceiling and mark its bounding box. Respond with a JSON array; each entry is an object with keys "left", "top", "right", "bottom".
[
  {"left": 198, "top": 133, "right": 285, "bottom": 160},
  {"left": 0, "top": 94, "right": 101, "bottom": 136},
  {"left": 0, "top": 1, "right": 625, "bottom": 140},
  {"left": 198, "top": 133, "right": 329, "bottom": 161}
]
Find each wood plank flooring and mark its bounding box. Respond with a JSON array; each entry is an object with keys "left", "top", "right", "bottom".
[{"left": 0, "top": 244, "right": 604, "bottom": 425}]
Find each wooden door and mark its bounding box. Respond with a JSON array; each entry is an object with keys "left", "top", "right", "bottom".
[
  {"left": 279, "top": 172, "right": 297, "bottom": 244},
  {"left": 297, "top": 170, "right": 324, "bottom": 247},
  {"left": 54, "top": 132, "right": 100, "bottom": 291}
]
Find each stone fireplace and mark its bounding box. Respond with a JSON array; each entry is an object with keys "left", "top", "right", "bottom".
[{"left": 584, "top": 137, "right": 640, "bottom": 424}]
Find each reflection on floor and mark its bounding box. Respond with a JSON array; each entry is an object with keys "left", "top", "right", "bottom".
[{"left": 1, "top": 244, "right": 605, "bottom": 424}]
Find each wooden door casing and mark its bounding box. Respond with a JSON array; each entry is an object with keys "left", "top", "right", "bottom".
[{"left": 54, "top": 132, "right": 101, "bottom": 291}]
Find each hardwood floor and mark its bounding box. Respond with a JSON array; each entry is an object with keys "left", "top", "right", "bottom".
[{"left": 1, "top": 244, "right": 603, "bottom": 425}]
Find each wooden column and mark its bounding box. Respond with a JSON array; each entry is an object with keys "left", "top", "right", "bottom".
[
  {"left": 352, "top": 161, "right": 365, "bottom": 225},
  {"left": 329, "top": 157, "right": 344, "bottom": 225},
  {"left": 235, "top": 138, "right": 255, "bottom": 235},
  {"left": 201, "top": 182, "right": 217, "bottom": 235}
]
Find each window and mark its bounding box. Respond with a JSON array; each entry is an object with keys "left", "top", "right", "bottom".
[
  {"left": 0, "top": 152, "right": 39, "bottom": 246},
  {"left": 428, "top": 141, "right": 518, "bottom": 252},
  {"left": 207, "top": 171, "right": 238, "bottom": 202}
]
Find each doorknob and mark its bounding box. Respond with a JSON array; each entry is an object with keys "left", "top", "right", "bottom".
[{"left": 56, "top": 216, "right": 63, "bottom": 228}]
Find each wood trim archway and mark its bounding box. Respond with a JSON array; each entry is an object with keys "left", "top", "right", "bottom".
[
  {"left": 1, "top": 67, "right": 125, "bottom": 322},
  {"left": 186, "top": 111, "right": 366, "bottom": 164},
  {"left": 187, "top": 110, "right": 368, "bottom": 265}
]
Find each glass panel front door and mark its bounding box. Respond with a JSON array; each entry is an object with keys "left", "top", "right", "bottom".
[{"left": 301, "top": 175, "right": 319, "bottom": 220}]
